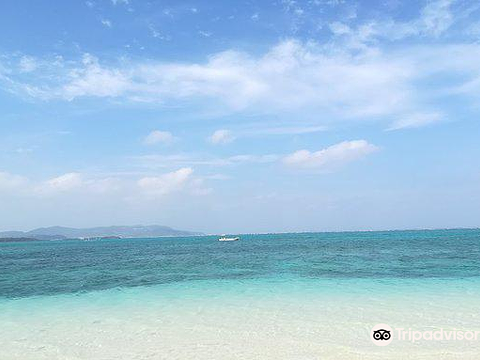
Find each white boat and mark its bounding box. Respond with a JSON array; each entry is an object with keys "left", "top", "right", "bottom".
[{"left": 218, "top": 234, "right": 240, "bottom": 242}]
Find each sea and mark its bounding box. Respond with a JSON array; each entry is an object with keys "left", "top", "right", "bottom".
[{"left": 1, "top": 229, "right": 480, "bottom": 359}]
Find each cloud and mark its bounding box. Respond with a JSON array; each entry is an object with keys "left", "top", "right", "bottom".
[
  {"left": 111, "top": 0, "right": 128, "bottom": 5},
  {"left": 85, "top": 177, "right": 122, "bottom": 194},
  {"left": 2, "top": 0, "right": 480, "bottom": 129},
  {"left": 420, "top": 0, "right": 455, "bottom": 36},
  {"left": 143, "top": 130, "right": 176, "bottom": 145},
  {"left": 149, "top": 24, "right": 170, "bottom": 40},
  {"left": 328, "top": 0, "right": 457, "bottom": 44},
  {"left": 132, "top": 153, "right": 279, "bottom": 168},
  {"left": 240, "top": 125, "right": 326, "bottom": 136},
  {"left": 0, "top": 40, "right": 412, "bottom": 118},
  {"left": 19, "top": 56, "right": 37, "bottom": 73},
  {"left": 198, "top": 30, "right": 212, "bottom": 37},
  {"left": 0, "top": 167, "right": 210, "bottom": 200},
  {"left": 137, "top": 167, "right": 194, "bottom": 196},
  {"left": 101, "top": 19, "right": 112, "bottom": 28},
  {"left": 283, "top": 140, "right": 378, "bottom": 170},
  {"left": 61, "top": 54, "right": 130, "bottom": 100},
  {"left": 43, "top": 173, "right": 83, "bottom": 192},
  {"left": 329, "top": 22, "right": 351, "bottom": 36},
  {"left": 190, "top": 178, "right": 213, "bottom": 196},
  {"left": 162, "top": 9, "right": 174, "bottom": 18},
  {"left": 208, "top": 129, "right": 235, "bottom": 144},
  {"left": 382, "top": 0, "right": 457, "bottom": 39},
  {"left": 0, "top": 171, "right": 28, "bottom": 191},
  {"left": 227, "top": 154, "right": 279, "bottom": 164},
  {"left": 35, "top": 173, "right": 122, "bottom": 195},
  {"left": 387, "top": 112, "right": 443, "bottom": 131},
  {"left": 0, "top": 171, "right": 87, "bottom": 196}
]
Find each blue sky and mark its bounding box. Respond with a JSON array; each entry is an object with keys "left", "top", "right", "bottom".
[{"left": 1, "top": 0, "right": 480, "bottom": 233}]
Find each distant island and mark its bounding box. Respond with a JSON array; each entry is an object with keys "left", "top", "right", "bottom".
[{"left": 0, "top": 225, "right": 204, "bottom": 242}]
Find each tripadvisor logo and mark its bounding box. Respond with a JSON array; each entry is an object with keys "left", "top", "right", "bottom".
[
  {"left": 371, "top": 324, "right": 393, "bottom": 346},
  {"left": 370, "top": 324, "right": 480, "bottom": 346}
]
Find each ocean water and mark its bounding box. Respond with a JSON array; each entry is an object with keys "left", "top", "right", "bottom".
[{"left": 1, "top": 229, "right": 480, "bottom": 359}]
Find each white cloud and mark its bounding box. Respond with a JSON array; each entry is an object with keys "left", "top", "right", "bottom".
[
  {"left": 2, "top": 0, "right": 480, "bottom": 129},
  {"left": 0, "top": 171, "right": 28, "bottom": 191},
  {"left": 62, "top": 54, "right": 130, "bottom": 100},
  {"left": 190, "top": 178, "right": 213, "bottom": 196},
  {"left": 381, "top": 0, "right": 456, "bottom": 40},
  {"left": 241, "top": 125, "right": 326, "bottom": 135},
  {"left": 227, "top": 154, "right": 278, "bottom": 164},
  {"left": 111, "top": 0, "right": 128, "bottom": 5},
  {"left": 101, "top": 19, "right": 112, "bottom": 28},
  {"left": 148, "top": 24, "right": 170, "bottom": 40},
  {"left": 137, "top": 167, "right": 194, "bottom": 196},
  {"left": 283, "top": 140, "right": 378, "bottom": 170},
  {"left": 132, "top": 153, "right": 279, "bottom": 168},
  {"left": 0, "top": 40, "right": 412, "bottom": 118},
  {"left": 208, "top": 129, "right": 235, "bottom": 144},
  {"left": 420, "top": 0, "right": 455, "bottom": 37},
  {"left": 19, "top": 56, "right": 37, "bottom": 73},
  {"left": 327, "top": 0, "right": 459, "bottom": 48},
  {"left": 36, "top": 173, "right": 121, "bottom": 195},
  {"left": 43, "top": 173, "right": 83, "bottom": 192},
  {"left": 86, "top": 177, "right": 122, "bottom": 194},
  {"left": 198, "top": 30, "right": 212, "bottom": 37},
  {"left": 329, "top": 22, "right": 351, "bottom": 36},
  {"left": 163, "top": 9, "right": 173, "bottom": 17},
  {"left": 0, "top": 168, "right": 211, "bottom": 202},
  {"left": 143, "top": 130, "right": 176, "bottom": 145},
  {"left": 0, "top": 171, "right": 121, "bottom": 197},
  {"left": 387, "top": 112, "right": 443, "bottom": 131}
]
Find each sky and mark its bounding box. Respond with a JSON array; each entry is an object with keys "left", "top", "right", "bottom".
[{"left": 1, "top": 0, "right": 480, "bottom": 234}]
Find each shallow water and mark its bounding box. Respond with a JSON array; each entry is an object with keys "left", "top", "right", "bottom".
[{"left": 1, "top": 229, "right": 480, "bottom": 359}]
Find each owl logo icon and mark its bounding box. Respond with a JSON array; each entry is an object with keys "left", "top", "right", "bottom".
[
  {"left": 371, "top": 324, "right": 393, "bottom": 346},
  {"left": 373, "top": 329, "right": 391, "bottom": 341}
]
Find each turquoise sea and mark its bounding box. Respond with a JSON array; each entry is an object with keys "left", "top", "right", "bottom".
[{"left": 2, "top": 229, "right": 480, "bottom": 359}]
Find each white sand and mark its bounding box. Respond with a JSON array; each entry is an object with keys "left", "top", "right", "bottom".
[{"left": 1, "top": 279, "right": 480, "bottom": 359}]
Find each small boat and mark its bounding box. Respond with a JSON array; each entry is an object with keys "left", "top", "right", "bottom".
[{"left": 218, "top": 234, "right": 240, "bottom": 242}]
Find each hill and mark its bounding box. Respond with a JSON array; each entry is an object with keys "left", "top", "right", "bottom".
[{"left": 0, "top": 225, "right": 203, "bottom": 240}]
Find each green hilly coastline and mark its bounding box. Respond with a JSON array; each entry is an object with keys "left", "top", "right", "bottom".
[{"left": 0, "top": 225, "right": 203, "bottom": 242}]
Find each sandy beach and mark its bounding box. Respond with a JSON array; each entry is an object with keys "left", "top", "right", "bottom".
[{"left": 2, "top": 277, "right": 480, "bottom": 360}]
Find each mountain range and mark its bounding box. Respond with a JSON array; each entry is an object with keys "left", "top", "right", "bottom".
[{"left": 0, "top": 225, "right": 203, "bottom": 240}]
